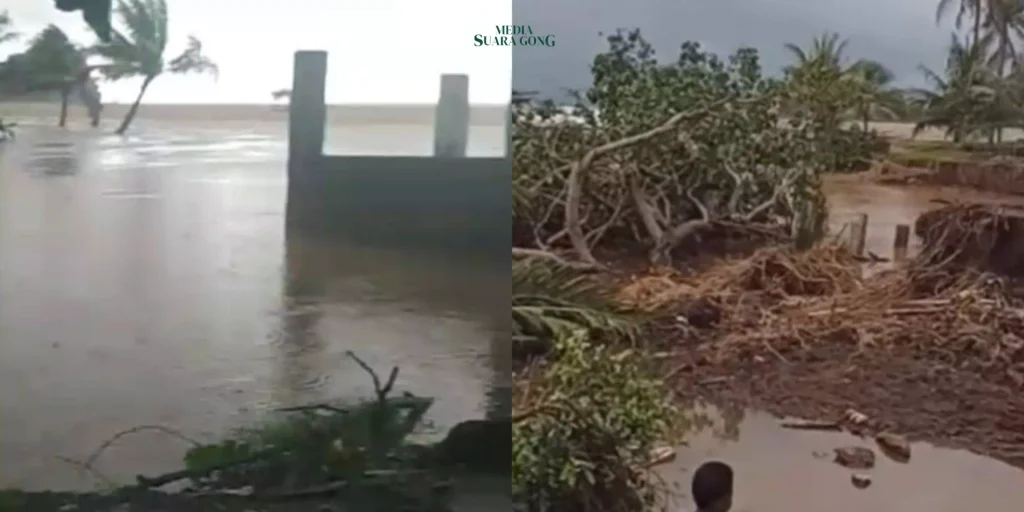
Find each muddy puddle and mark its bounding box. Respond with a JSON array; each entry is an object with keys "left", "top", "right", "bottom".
[{"left": 659, "top": 406, "right": 1024, "bottom": 512}]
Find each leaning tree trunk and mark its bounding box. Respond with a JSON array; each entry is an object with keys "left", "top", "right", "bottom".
[
  {"left": 58, "top": 85, "right": 70, "bottom": 128},
  {"left": 115, "top": 75, "right": 155, "bottom": 135}
]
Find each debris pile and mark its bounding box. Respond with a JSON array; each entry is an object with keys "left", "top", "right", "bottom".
[
  {"left": 914, "top": 202, "right": 1024, "bottom": 277},
  {"left": 623, "top": 203, "right": 1024, "bottom": 388}
]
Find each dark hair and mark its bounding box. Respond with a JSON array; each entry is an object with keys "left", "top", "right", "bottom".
[{"left": 691, "top": 461, "right": 733, "bottom": 510}]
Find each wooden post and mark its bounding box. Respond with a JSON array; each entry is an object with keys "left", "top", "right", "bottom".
[
  {"left": 847, "top": 213, "right": 868, "bottom": 257},
  {"left": 433, "top": 74, "right": 470, "bottom": 158},
  {"left": 893, "top": 224, "right": 910, "bottom": 261},
  {"left": 286, "top": 50, "right": 328, "bottom": 227}
]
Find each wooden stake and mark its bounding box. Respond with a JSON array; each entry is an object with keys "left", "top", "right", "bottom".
[
  {"left": 893, "top": 224, "right": 910, "bottom": 261},
  {"left": 847, "top": 213, "right": 868, "bottom": 257}
]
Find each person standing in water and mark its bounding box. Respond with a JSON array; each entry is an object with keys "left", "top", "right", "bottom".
[{"left": 691, "top": 461, "right": 734, "bottom": 512}]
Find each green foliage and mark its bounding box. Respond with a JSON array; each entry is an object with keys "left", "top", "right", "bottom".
[
  {"left": 512, "top": 332, "right": 678, "bottom": 511},
  {"left": 181, "top": 394, "right": 434, "bottom": 494},
  {"left": 512, "top": 256, "right": 638, "bottom": 348},
  {"left": 0, "top": 25, "right": 87, "bottom": 96},
  {"left": 782, "top": 33, "right": 892, "bottom": 173},
  {"left": 910, "top": 34, "right": 1023, "bottom": 143},
  {"left": 514, "top": 29, "right": 844, "bottom": 266}
]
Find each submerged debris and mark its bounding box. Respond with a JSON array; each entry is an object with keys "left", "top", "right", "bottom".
[
  {"left": 876, "top": 432, "right": 911, "bottom": 463},
  {"left": 779, "top": 419, "right": 842, "bottom": 431},
  {"left": 833, "top": 446, "right": 876, "bottom": 469},
  {"left": 850, "top": 473, "right": 872, "bottom": 489}
]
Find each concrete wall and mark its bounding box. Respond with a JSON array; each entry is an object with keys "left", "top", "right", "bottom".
[{"left": 285, "top": 51, "right": 509, "bottom": 258}]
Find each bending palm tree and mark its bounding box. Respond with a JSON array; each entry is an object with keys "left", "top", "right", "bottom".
[{"left": 91, "top": 0, "right": 217, "bottom": 135}]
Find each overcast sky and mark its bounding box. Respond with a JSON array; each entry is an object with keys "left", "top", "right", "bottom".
[
  {"left": 3, "top": 0, "right": 511, "bottom": 104},
  {"left": 514, "top": 0, "right": 958, "bottom": 99}
]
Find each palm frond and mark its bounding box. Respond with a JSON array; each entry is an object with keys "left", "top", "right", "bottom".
[
  {"left": 167, "top": 35, "right": 218, "bottom": 78},
  {"left": 90, "top": 0, "right": 170, "bottom": 78},
  {"left": 512, "top": 257, "right": 638, "bottom": 345}
]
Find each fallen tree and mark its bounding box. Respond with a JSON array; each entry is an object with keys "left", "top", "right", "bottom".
[{"left": 513, "top": 31, "right": 882, "bottom": 268}]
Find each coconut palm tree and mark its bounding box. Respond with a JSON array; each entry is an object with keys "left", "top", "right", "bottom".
[
  {"left": 783, "top": 32, "right": 850, "bottom": 72},
  {"left": 783, "top": 32, "right": 864, "bottom": 132},
  {"left": 90, "top": 0, "right": 217, "bottom": 135},
  {"left": 848, "top": 60, "right": 904, "bottom": 130},
  {"left": 912, "top": 34, "right": 998, "bottom": 143}
]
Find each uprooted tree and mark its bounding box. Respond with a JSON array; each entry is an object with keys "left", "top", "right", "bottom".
[{"left": 513, "top": 30, "right": 882, "bottom": 268}]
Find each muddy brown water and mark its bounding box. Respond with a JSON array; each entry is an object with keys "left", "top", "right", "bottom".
[
  {"left": 0, "top": 118, "right": 508, "bottom": 500},
  {"left": 824, "top": 177, "right": 1024, "bottom": 260},
  {"left": 661, "top": 405, "right": 1024, "bottom": 512}
]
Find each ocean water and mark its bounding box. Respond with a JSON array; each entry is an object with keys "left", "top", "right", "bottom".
[{"left": 0, "top": 104, "right": 509, "bottom": 491}]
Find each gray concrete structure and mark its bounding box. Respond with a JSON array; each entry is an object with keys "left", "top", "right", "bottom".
[{"left": 285, "top": 51, "right": 510, "bottom": 257}]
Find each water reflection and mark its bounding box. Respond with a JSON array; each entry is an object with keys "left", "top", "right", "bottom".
[
  {"left": 662, "top": 404, "right": 1024, "bottom": 512},
  {"left": 274, "top": 234, "right": 329, "bottom": 406}
]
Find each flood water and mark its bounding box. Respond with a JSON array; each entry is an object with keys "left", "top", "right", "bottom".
[
  {"left": 0, "top": 116, "right": 508, "bottom": 492},
  {"left": 825, "top": 177, "right": 1024, "bottom": 259},
  {"left": 662, "top": 406, "right": 1024, "bottom": 512}
]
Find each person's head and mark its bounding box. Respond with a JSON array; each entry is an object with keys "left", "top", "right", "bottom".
[{"left": 691, "top": 461, "right": 733, "bottom": 512}]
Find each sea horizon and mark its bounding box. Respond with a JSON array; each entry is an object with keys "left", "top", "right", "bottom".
[{"left": 0, "top": 102, "right": 509, "bottom": 126}]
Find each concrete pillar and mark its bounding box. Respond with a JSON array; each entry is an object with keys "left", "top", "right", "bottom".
[
  {"left": 287, "top": 50, "right": 327, "bottom": 179},
  {"left": 286, "top": 51, "right": 328, "bottom": 227},
  {"left": 433, "top": 74, "right": 470, "bottom": 158},
  {"left": 505, "top": 104, "right": 513, "bottom": 158}
]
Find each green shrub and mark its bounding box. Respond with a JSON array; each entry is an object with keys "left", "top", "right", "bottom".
[{"left": 512, "top": 332, "right": 677, "bottom": 511}]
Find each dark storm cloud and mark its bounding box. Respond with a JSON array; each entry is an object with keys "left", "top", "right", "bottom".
[{"left": 513, "top": 0, "right": 956, "bottom": 98}]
